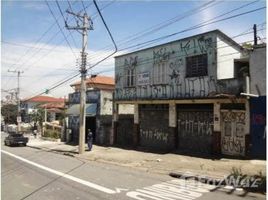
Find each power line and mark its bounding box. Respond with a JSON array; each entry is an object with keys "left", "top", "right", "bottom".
[
  {"left": 19, "top": 5, "right": 265, "bottom": 98},
  {"left": 24, "top": 23, "right": 265, "bottom": 99},
  {"left": 56, "top": 0, "right": 79, "bottom": 48},
  {"left": 119, "top": 6, "right": 266, "bottom": 52},
  {"left": 2, "top": 0, "right": 115, "bottom": 89},
  {"left": 46, "top": 0, "right": 78, "bottom": 59},
  {"left": 77, "top": 0, "right": 262, "bottom": 64}
]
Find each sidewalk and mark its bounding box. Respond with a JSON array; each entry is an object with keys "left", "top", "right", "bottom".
[{"left": 27, "top": 136, "right": 266, "bottom": 179}]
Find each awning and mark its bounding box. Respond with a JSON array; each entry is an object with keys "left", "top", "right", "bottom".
[{"left": 66, "top": 104, "right": 97, "bottom": 116}]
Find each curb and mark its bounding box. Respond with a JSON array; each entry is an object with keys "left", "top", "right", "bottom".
[{"left": 27, "top": 144, "right": 76, "bottom": 157}]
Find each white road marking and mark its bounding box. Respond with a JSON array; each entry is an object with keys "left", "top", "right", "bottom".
[
  {"left": 127, "top": 179, "right": 215, "bottom": 200},
  {"left": 1, "top": 150, "right": 117, "bottom": 194}
]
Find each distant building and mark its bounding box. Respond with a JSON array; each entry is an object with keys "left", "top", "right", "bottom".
[
  {"left": 21, "top": 95, "right": 65, "bottom": 122},
  {"left": 114, "top": 30, "right": 252, "bottom": 156},
  {"left": 38, "top": 102, "right": 66, "bottom": 122},
  {"left": 66, "top": 76, "right": 115, "bottom": 145}
]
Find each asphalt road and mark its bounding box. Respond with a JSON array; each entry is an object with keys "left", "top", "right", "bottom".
[{"left": 1, "top": 133, "right": 266, "bottom": 200}]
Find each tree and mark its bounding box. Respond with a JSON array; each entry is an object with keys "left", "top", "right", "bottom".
[
  {"left": 242, "top": 42, "right": 253, "bottom": 50},
  {"left": 1, "top": 104, "right": 18, "bottom": 124}
]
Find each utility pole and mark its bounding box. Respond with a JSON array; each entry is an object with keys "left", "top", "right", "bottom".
[
  {"left": 66, "top": 10, "right": 93, "bottom": 154},
  {"left": 253, "top": 24, "right": 257, "bottom": 46},
  {"left": 7, "top": 70, "right": 24, "bottom": 132}
]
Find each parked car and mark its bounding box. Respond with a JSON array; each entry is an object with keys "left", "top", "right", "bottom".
[{"left": 4, "top": 133, "right": 29, "bottom": 146}]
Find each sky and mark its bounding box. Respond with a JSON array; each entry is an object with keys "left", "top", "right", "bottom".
[{"left": 1, "top": 0, "right": 266, "bottom": 99}]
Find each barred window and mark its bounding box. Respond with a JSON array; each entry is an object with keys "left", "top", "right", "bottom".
[
  {"left": 153, "top": 63, "right": 166, "bottom": 84},
  {"left": 126, "top": 68, "right": 135, "bottom": 87},
  {"left": 186, "top": 54, "right": 208, "bottom": 77}
]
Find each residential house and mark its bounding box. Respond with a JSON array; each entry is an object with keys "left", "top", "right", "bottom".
[
  {"left": 66, "top": 76, "right": 115, "bottom": 145},
  {"left": 38, "top": 102, "right": 66, "bottom": 122},
  {"left": 114, "top": 30, "right": 251, "bottom": 156},
  {"left": 21, "top": 95, "right": 65, "bottom": 122}
]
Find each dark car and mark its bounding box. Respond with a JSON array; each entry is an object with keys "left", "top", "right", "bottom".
[{"left": 4, "top": 133, "right": 29, "bottom": 146}]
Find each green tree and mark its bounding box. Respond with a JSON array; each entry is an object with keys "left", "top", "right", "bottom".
[
  {"left": 1, "top": 104, "right": 18, "bottom": 124},
  {"left": 242, "top": 42, "right": 253, "bottom": 50}
]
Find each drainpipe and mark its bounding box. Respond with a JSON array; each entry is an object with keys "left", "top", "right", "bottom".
[{"left": 246, "top": 75, "right": 250, "bottom": 99}]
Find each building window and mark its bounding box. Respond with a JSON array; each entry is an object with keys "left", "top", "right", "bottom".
[
  {"left": 186, "top": 54, "right": 208, "bottom": 77},
  {"left": 126, "top": 68, "right": 135, "bottom": 87},
  {"left": 153, "top": 63, "right": 166, "bottom": 84}
]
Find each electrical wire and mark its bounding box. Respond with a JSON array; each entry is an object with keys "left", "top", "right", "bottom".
[
  {"left": 17, "top": 4, "right": 266, "bottom": 98},
  {"left": 76, "top": 0, "right": 263, "bottom": 64},
  {"left": 46, "top": 0, "right": 78, "bottom": 59},
  {"left": 119, "top": 6, "right": 266, "bottom": 52},
  {"left": 56, "top": 0, "right": 79, "bottom": 49}
]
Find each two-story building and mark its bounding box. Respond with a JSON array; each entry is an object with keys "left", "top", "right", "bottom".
[
  {"left": 66, "top": 76, "right": 115, "bottom": 145},
  {"left": 114, "top": 30, "right": 251, "bottom": 156}
]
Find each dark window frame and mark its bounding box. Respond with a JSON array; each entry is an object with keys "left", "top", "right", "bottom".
[
  {"left": 125, "top": 68, "right": 135, "bottom": 87},
  {"left": 186, "top": 54, "right": 208, "bottom": 77}
]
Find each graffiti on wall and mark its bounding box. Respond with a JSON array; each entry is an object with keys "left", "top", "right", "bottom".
[
  {"left": 178, "top": 112, "right": 213, "bottom": 137},
  {"left": 177, "top": 111, "right": 213, "bottom": 153},
  {"left": 140, "top": 128, "right": 169, "bottom": 143},
  {"left": 221, "top": 111, "right": 246, "bottom": 156},
  {"left": 69, "top": 91, "right": 100, "bottom": 104},
  {"left": 153, "top": 47, "right": 175, "bottom": 65},
  {"left": 125, "top": 56, "right": 138, "bottom": 69},
  {"left": 115, "top": 35, "right": 244, "bottom": 101},
  {"left": 69, "top": 116, "right": 79, "bottom": 128}
]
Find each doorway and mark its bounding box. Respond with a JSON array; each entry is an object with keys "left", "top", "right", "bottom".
[{"left": 86, "top": 117, "right": 96, "bottom": 142}]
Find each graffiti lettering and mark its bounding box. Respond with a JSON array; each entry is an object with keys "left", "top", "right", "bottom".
[
  {"left": 153, "top": 47, "right": 174, "bottom": 65},
  {"left": 222, "top": 137, "right": 245, "bottom": 154},
  {"left": 125, "top": 56, "right": 138, "bottom": 69},
  {"left": 140, "top": 128, "right": 168, "bottom": 143}
]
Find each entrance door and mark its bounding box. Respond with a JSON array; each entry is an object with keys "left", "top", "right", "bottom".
[
  {"left": 177, "top": 104, "right": 213, "bottom": 154},
  {"left": 221, "top": 110, "right": 246, "bottom": 156},
  {"left": 86, "top": 117, "right": 96, "bottom": 142}
]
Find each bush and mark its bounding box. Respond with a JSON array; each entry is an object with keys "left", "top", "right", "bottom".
[{"left": 43, "top": 129, "right": 60, "bottom": 139}]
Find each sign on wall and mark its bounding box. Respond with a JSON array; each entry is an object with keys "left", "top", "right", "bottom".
[{"left": 137, "top": 72, "right": 150, "bottom": 85}]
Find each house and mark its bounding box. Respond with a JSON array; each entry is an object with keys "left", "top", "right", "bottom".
[
  {"left": 66, "top": 75, "right": 115, "bottom": 145},
  {"left": 113, "top": 29, "right": 251, "bottom": 156},
  {"left": 38, "top": 102, "right": 66, "bottom": 122},
  {"left": 249, "top": 43, "right": 266, "bottom": 158},
  {"left": 21, "top": 95, "right": 65, "bottom": 122}
]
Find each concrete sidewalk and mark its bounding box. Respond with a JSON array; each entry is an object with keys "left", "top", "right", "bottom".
[{"left": 26, "top": 136, "right": 266, "bottom": 179}]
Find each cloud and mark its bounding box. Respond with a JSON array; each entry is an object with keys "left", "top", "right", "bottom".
[
  {"left": 22, "top": 2, "right": 47, "bottom": 11},
  {"left": 1, "top": 42, "right": 116, "bottom": 99}
]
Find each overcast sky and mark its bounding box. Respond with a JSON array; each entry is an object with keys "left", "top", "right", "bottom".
[{"left": 1, "top": 0, "right": 266, "bottom": 99}]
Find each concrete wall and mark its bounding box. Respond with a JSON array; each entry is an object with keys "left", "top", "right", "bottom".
[
  {"left": 118, "top": 104, "right": 134, "bottom": 114},
  {"left": 100, "top": 90, "right": 113, "bottom": 115},
  {"left": 249, "top": 45, "right": 266, "bottom": 96},
  {"left": 216, "top": 35, "right": 242, "bottom": 79},
  {"left": 115, "top": 31, "right": 245, "bottom": 101}
]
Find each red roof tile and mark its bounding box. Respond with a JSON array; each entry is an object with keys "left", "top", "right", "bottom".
[
  {"left": 23, "top": 96, "right": 65, "bottom": 103},
  {"left": 38, "top": 102, "right": 65, "bottom": 109},
  {"left": 70, "top": 76, "right": 115, "bottom": 87}
]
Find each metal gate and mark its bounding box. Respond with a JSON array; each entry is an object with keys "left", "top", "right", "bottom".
[
  {"left": 221, "top": 110, "right": 246, "bottom": 156},
  {"left": 177, "top": 108, "right": 213, "bottom": 153}
]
